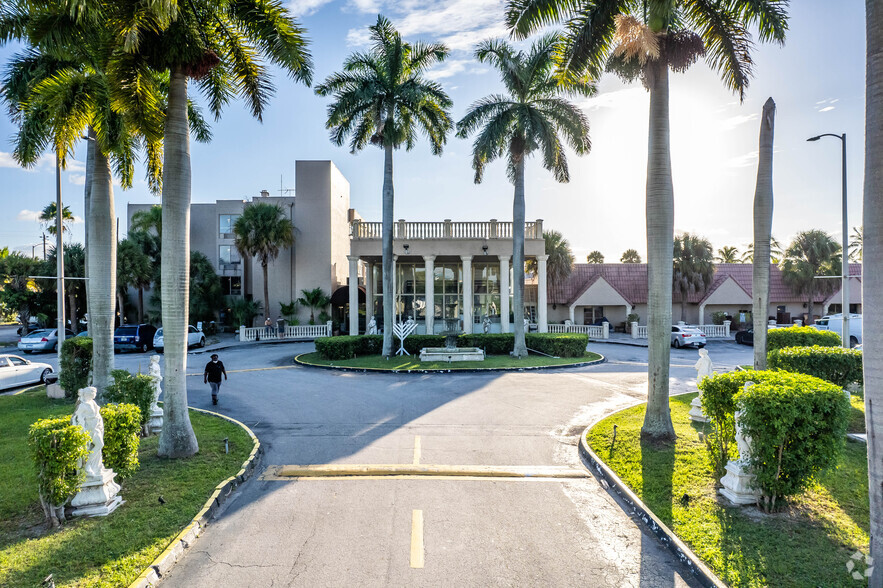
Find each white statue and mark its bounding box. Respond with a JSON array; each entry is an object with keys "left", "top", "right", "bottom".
[
  {"left": 482, "top": 315, "right": 491, "bottom": 334},
  {"left": 734, "top": 408, "right": 753, "bottom": 463},
  {"left": 146, "top": 355, "right": 164, "bottom": 435},
  {"left": 694, "top": 348, "right": 713, "bottom": 383},
  {"left": 71, "top": 387, "right": 105, "bottom": 478},
  {"left": 367, "top": 315, "right": 377, "bottom": 335},
  {"left": 524, "top": 318, "right": 530, "bottom": 331}
]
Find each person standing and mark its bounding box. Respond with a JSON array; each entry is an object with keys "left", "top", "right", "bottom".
[{"left": 204, "top": 353, "right": 227, "bottom": 405}]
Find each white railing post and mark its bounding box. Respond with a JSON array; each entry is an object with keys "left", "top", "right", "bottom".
[
  {"left": 723, "top": 320, "right": 731, "bottom": 337},
  {"left": 602, "top": 321, "right": 609, "bottom": 339},
  {"left": 326, "top": 320, "right": 333, "bottom": 336},
  {"left": 631, "top": 322, "right": 638, "bottom": 339},
  {"left": 794, "top": 319, "right": 802, "bottom": 327},
  {"left": 240, "top": 325, "right": 246, "bottom": 341}
]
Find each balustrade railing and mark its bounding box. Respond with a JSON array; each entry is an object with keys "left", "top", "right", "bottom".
[
  {"left": 351, "top": 219, "right": 542, "bottom": 240},
  {"left": 548, "top": 323, "right": 608, "bottom": 339},
  {"left": 631, "top": 321, "right": 732, "bottom": 339},
  {"left": 240, "top": 321, "right": 331, "bottom": 342}
]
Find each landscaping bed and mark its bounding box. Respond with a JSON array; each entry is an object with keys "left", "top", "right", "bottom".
[
  {"left": 297, "top": 351, "right": 602, "bottom": 371},
  {"left": 586, "top": 394, "right": 869, "bottom": 588},
  {"left": 0, "top": 387, "right": 252, "bottom": 587}
]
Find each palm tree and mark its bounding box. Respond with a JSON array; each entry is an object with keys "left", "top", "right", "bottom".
[
  {"left": 456, "top": 35, "right": 592, "bottom": 357},
  {"left": 672, "top": 233, "right": 714, "bottom": 322},
  {"left": 298, "top": 288, "right": 330, "bottom": 325},
  {"left": 862, "top": 1, "right": 882, "bottom": 577},
  {"left": 741, "top": 237, "right": 784, "bottom": 263},
  {"left": 714, "top": 246, "right": 740, "bottom": 263},
  {"left": 39, "top": 202, "right": 74, "bottom": 235},
  {"left": 586, "top": 251, "right": 605, "bottom": 263},
  {"left": 233, "top": 202, "right": 294, "bottom": 319},
  {"left": 46, "top": 243, "right": 85, "bottom": 330},
  {"left": 316, "top": 15, "right": 452, "bottom": 357},
  {"left": 781, "top": 230, "right": 841, "bottom": 324},
  {"left": 544, "top": 230, "right": 574, "bottom": 295},
  {"left": 849, "top": 226, "right": 863, "bottom": 261},
  {"left": 620, "top": 249, "right": 642, "bottom": 263},
  {"left": 752, "top": 98, "right": 776, "bottom": 370},
  {"left": 506, "top": 0, "right": 788, "bottom": 442},
  {"left": 117, "top": 238, "right": 153, "bottom": 324},
  {"left": 131, "top": 205, "right": 163, "bottom": 241}
]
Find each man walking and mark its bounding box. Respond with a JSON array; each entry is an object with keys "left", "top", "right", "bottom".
[{"left": 204, "top": 353, "right": 227, "bottom": 405}]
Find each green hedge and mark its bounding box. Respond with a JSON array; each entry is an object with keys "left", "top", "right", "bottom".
[
  {"left": 100, "top": 403, "right": 142, "bottom": 479},
  {"left": 59, "top": 337, "right": 92, "bottom": 398},
  {"left": 315, "top": 332, "right": 588, "bottom": 360},
  {"left": 767, "top": 326, "right": 841, "bottom": 351},
  {"left": 768, "top": 345, "right": 863, "bottom": 388},
  {"left": 105, "top": 369, "right": 156, "bottom": 427},
  {"left": 28, "top": 417, "right": 90, "bottom": 516},
  {"left": 738, "top": 374, "right": 849, "bottom": 511}
]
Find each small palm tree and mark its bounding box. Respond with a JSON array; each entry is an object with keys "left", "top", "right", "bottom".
[
  {"left": 714, "top": 246, "right": 740, "bottom": 263},
  {"left": 131, "top": 206, "right": 164, "bottom": 241},
  {"left": 298, "top": 288, "right": 330, "bottom": 325},
  {"left": 620, "top": 249, "right": 642, "bottom": 263},
  {"left": 316, "top": 15, "right": 453, "bottom": 357},
  {"left": 849, "top": 226, "right": 863, "bottom": 261},
  {"left": 741, "top": 237, "right": 784, "bottom": 264},
  {"left": 233, "top": 202, "right": 295, "bottom": 319},
  {"left": 781, "top": 230, "right": 841, "bottom": 323},
  {"left": 117, "top": 238, "right": 153, "bottom": 324},
  {"left": 544, "top": 230, "right": 574, "bottom": 295},
  {"left": 456, "top": 35, "right": 592, "bottom": 357},
  {"left": 673, "top": 233, "right": 714, "bottom": 322},
  {"left": 39, "top": 203, "right": 74, "bottom": 235},
  {"left": 586, "top": 251, "right": 605, "bottom": 264}
]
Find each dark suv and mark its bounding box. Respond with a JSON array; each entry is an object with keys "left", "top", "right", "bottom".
[{"left": 114, "top": 324, "right": 158, "bottom": 353}]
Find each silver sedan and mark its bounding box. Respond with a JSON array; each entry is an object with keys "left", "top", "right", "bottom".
[{"left": 0, "top": 354, "right": 54, "bottom": 390}]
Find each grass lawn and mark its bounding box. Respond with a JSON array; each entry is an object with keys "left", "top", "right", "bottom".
[
  {"left": 297, "top": 351, "right": 602, "bottom": 371},
  {"left": 587, "top": 394, "right": 869, "bottom": 588},
  {"left": 0, "top": 387, "right": 253, "bottom": 587},
  {"left": 849, "top": 388, "right": 867, "bottom": 434}
]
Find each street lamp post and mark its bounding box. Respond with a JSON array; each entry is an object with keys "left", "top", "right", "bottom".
[{"left": 808, "top": 132, "right": 849, "bottom": 348}]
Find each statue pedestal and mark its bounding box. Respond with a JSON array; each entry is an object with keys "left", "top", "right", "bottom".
[
  {"left": 71, "top": 469, "right": 123, "bottom": 517},
  {"left": 147, "top": 407, "right": 164, "bottom": 436},
  {"left": 719, "top": 460, "right": 759, "bottom": 505},
  {"left": 689, "top": 396, "right": 708, "bottom": 423}
]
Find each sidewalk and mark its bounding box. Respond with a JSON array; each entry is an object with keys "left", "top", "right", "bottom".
[{"left": 192, "top": 332, "right": 317, "bottom": 356}]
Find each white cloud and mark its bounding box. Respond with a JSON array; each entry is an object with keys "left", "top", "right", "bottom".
[
  {"left": 18, "top": 209, "right": 41, "bottom": 222},
  {"left": 577, "top": 88, "right": 647, "bottom": 112},
  {"left": 819, "top": 106, "right": 835, "bottom": 112},
  {"left": 720, "top": 113, "right": 758, "bottom": 131},
  {"left": 426, "top": 59, "right": 469, "bottom": 80},
  {"left": 69, "top": 174, "right": 86, "bottom": 186},
  {"left": 346, "top": 26, "right": 371, "bottom": 47},
  {"left": 288, "top": 0, "right": 334, "bottom": 16},
  {"left": 727, "top": 150, "right": 758, "bottom": 168}
]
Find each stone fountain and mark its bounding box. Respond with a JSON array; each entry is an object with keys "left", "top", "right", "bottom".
[{"left": 419, "top": 318, "right": 485, "bottom": 362}]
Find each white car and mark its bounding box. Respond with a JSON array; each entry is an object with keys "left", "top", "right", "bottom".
[
  {"left": 153, "top": 326, "right": 206, "bottom": 353},
  {"left": 671, "top": 325, "right": 707, "bottom": 349},
  {"left": 814, "top": 313, "right": 862, "bottom": 347},
  {"left": 0, "top": 354, "right": 54, "bottom": 390}
]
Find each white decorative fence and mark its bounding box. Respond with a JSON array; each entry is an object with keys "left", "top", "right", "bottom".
[
  {"left": 631, "top": 321, "right": 732, "bottom": 339},
  {"left": 632, "top": 324, "right": 649, "bottom": 339},
  {"left": 240, "top": 321, "right": 332, "bottom": 342},
  {"left": 548, "top": 323, "right": 609, "bottom": 339}
]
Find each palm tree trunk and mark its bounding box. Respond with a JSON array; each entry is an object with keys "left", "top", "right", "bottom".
[
  {"left": 381, "top": 140, "right": 395, "bottom": 357},
  {"left": 512, "top": 155, "right": 527, "bottom": 358},
  {"left": 158, "top": 67, "right": 199, "bottom": 458},
  {"left": 753, "top": 98, "right": 776, "bottom": 370},
  {"left": 680, "top": 299, "right": 686, "bottom": 323},
  {"left": 118, "top": 290, "right": 125, "bottom": 325},
  {"left": 87, "top": 147, "right": 115, "bottom": 398},
  {"left": 807, "top": 283, "right": 814, "bottom": 326},
  {"left": 138, "top": 287, "right": 144, "bottom": 324},
  {"left": 262, "top": 260, "right": 270, "bottom": 321},
  {"left": 84, "top": 126, "right": 94, "bottom": 333},
  {"left": 641, "top": 61, "right": 676, "bottom": 443},
  {"left": 864, "top": 3, "right": 883, "bottom": 580},
  {"left": 69, "top": 291, "right": 77, "bottom": 332}
]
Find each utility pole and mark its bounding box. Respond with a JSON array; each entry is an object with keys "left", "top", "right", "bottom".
[
  {"left": 56, "top": 154, "right": 66, "bottom": 358},
  {"left": 42, "top": 233, "right": 47, "bottom": 260}
]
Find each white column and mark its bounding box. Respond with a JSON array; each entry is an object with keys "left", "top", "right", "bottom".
[
  {"left": 392, "top": 255, "right": 398, "bottom": 322},
  {"left": 348, "top": 255, "right": 360, "bottom": 336},
  {"left": 499, "top": 255, "right": 510, "bottom": 333},
  {"left": 568, "top": 304, "right": 575, "bottom": 324},
  {"left": 424, "top": 255, "right": 435, "bottom": 334},
  {"left": 365, "top": 262, "right": 374, "bottom": 322},
  {"left": 461, "top": 255, "right": 473, "bottom": 334},
  {"left": 537, "top": 254, "right": 548, "bottom": 333},
  {"left": 698, "top": 303, "right": 706, "bottom": 324}
]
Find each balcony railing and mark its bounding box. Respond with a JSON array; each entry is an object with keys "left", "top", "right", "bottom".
[{"left": 351, "top": 219, "right": 543, "bottom": 240}]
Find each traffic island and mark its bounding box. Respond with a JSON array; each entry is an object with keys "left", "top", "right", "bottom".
[{"left": 295, "top": 351, "right": 604, "bottom": 372}]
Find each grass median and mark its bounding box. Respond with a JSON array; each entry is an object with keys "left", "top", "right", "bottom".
[
  {"left": 297, "top": 351, "right": 602, "bottom": 371},
  {"left": 0, "top": 387, "right": 252, "bottom": 587},
  {"left": 587, "top": 393, "right": 869, "bottom": 587}
]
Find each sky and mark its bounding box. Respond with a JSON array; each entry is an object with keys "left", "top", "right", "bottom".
[{"left": 0, "top": 1, "right": 867, "bottom": 264}]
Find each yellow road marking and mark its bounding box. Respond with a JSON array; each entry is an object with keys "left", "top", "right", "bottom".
[
  {"left": 276, "top": 464, "right": 587, "bottom": 479},
  {"left": 411, "top": 510, "right": 424, "bottom": 568},
  {"left": 187, "top": 365, "right": 296, "bottom": 376},
  {"left": 413, "top": 436, "right": 421, "bottom": 465}
]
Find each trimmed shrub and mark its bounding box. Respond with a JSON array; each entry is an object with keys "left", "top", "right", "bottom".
[
  {"left": 315, "top": 335, "right": 382, "bottom": 360},
  {"left": 711, "top": 311, "right": 727, "bottom": 325},
  {"left": 100, "top": 403, "right": 142, "bottom": 479},
  {"left": 59, "top": 336, "right": 92, "bottom": 398},
  {"left": 399, "top": 334, "right": 445, "bottom": 355},
  {"left": 460, "top": 333, "right": 515, "bottom": 355},
  {"left": 737, "top": 374, "right": 849, "bottom": 512},
  {"left": 768, "top": 345, "right": 863, "bottom": 388},
  {"left": 28, "top": 417, "right": 90, "bottom": 525},
  {"left": 526, "top": 333, "right": 588, "bottom": 357},
  {"left": 767, "top": 326, "right": 840, "bottom": 351},
  {"left": 104, "top": 369, "right": 155, "bottom": 427}
]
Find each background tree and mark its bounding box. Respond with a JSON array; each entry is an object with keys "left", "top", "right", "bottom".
[
  {"left": 316, "top": 15, "right": 452, "bottom": 357},
  {"left": 741, "top": 237, "right": 784, "bottom": 263},
  {"left": 39, "top": 202, "right": 73, "bottom": 235},
  {"left": 672, "top": 233, "right": 714, "bottom": 322},
  {"left": 849, "top": 226, "right": 863, "bottom": 261},
  {"left": 130, "top": 206, "right": 163, "bottom": 241},
  {"left": 117, "top": 238, "right": 153, "bottom": 324},
  {"left": 620, "top": 249, "right": 642, "bottom": 263},
  {"left": 46, "top": 243, "right": 85, "bottom": 330},
  {"left": 456, "top": 35, "right": 592, "bottom": 357},
  {"left": 0, "top": 252, "right": 50, "bottom": 334},
  {"left": 507, "top": 0, "right": 789, "bottom": 443},
  {"left": 714, "top": 246, "right": 740, "bottom": 263},
  {"left": 586, "top": 251, "right": 605, "bottom": 263},
  {"left": 233, "top": 202, "right": 294, "bottom": 320},
  {"left": 752, "top": 98, "right": 776, "bottom": 370},
  {"left": 544, "top": 230, "right": 574, "bottom": 294},
  {"left": 781, "top": 230, "right": 841, "bottom": 323},
  {"left": 298, "top": 288, "right": 330, "bottom": 325},
  {"left": 189, "top": 252, "right": 224, "bottom": 325}
]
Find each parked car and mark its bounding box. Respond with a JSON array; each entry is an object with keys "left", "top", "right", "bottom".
[
  {"left": 0, "top": 354, "right": 54, "bottom": 390},
  {"left": 17, "top": 328, "right": 76, "bottom": 353},
  {"left": 735, "top": 329, "right": 754, "bottom": 346},
  {"left": 153, "top": 325, "right": 205, "bottom": 353},
  {"left": 671, "top": 326, "right": 707, "bottom": 349},
  {"left": 813, "top": 313, "right": 862, "bottom": 347},
  {"left": 114, "top": 324, "right": 158, "bottom": 353}
]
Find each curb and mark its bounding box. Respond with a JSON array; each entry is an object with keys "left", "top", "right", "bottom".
[
  {"left": 293, "top": 353, "right": 606, "bottom": 374},
  {"left": 192, "top": 338, "right": 316, "bottom": 356},
  {"left": 577, "top": 411, "right": 727, "bottom": 588},
  {"left": 128, "top": 408, "right": 262, "bottom": 588}
]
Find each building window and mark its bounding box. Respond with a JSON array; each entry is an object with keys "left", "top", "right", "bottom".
[
  {"left": 434, "top": 264, "right": 461, "bottom": 323},
  {"left": 219, "top": 245, "right": 240, "bottom": 265},
  {"left": 396, "top": 264, "right": 427, "bottom": 320},
  {"left": 582, "top": 306, "right": 604, "bottom": 325},
  {"left": 221, "top": 276, "right": 242, "bottom": 296},
  {"left": 473, "top": 262, "right": 501, "bottom": 323},
  {"left": 219, "top": 214, "right": 239, "bottom": 237}
]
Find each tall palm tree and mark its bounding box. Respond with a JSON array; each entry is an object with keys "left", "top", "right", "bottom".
[
  {"left": 672, "top": 233, "right": 714, "bottom": 322},
  {"left": 507, "top": 0, "right": 788, "bottom": 441},
  {"left": 752, "top": 98, "right": 776, "bottom": 370},
  {"left": 849, "top": 225, "right": 863, "bottom": 261},
  {"left": 233, "top": 202, "right": 294, "bottom": 319},
  {"left": 544, "top": 230, "right": 574, "bottom": 295},
  {"left": 586, "top": 251, "right": 604, "bottom": 263},
  {"left": 714, "top": 246, "right": 740, "bottom": 263},
  {"left": 46, "top": 243, "right": 85, "bottom": 330},
  {"left": 316, "top": 15, "right": 452, "bottom": 357},
  {"left": 620, "top": 249, "right": 641, "bottom": 263},
  {"left": 862, "top": 1, "right": 882, "bottom": 578},
  {"left": 456, "top": 35, "right": 592, "bottom": 357},
  {"left": 781, "top": 230, "right": 841, "bottom": 324},
  {"left": 39, "top": 202, "right": 74, "bottom": 235}
]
